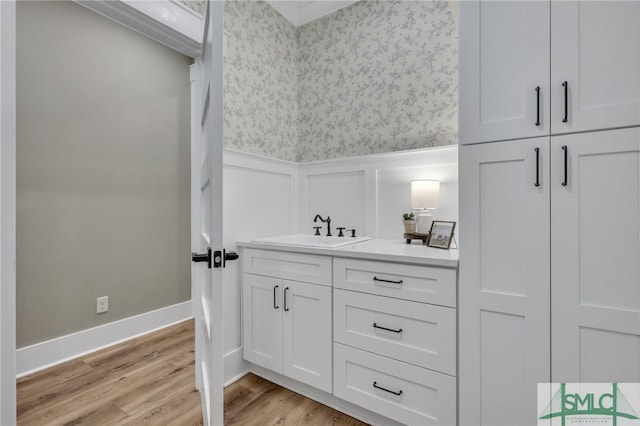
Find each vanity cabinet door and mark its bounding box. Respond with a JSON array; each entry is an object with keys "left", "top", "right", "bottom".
[
  {"left": 282, "top": 280, "right": 332, "bottom": 393},
  {"left": 242, "top": 273, "right": 283, "bottom": 373}
]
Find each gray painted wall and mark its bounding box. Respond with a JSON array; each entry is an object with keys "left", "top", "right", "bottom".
[
  {"left": 223, "top": 0, "right": 458, "bottom": 163},
  {"left": 16, "top": 1, "right": 192, "bottom": 348}
]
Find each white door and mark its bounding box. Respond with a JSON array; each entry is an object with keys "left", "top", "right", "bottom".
[
  {"left": 459, "top": 138, "right": 551, "bottom": 426},
  {"left": 242, "top": 273, "right": 283, "bottom": 373},
  {"left": 551, "top": 1, "right": 640, "bottom": 133},
  {"left": 192, "top": 2, "right": 225, "bottom": 425},
  {"left": 459, "top": 0, "right": 550, "bottom": 145},
  {"left": 282, "top": 280, "right": 332, "bottom": 393},
  {"left": 551, "top": 128, "right": 640, "bottom": 383},
  {"left": 0, "top": 1, "right": 17, "bottom": 425}
]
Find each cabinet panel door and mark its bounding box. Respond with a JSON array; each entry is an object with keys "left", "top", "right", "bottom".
[
  {"left": 459, "top": 139, "right": 550, "bottom": 426},
  {"left": 282, "top": 280, "right": 332, "bottom": 393},
  {"left": 551, "top": 129, "right": 640, "bottom": 383},
  {"left": 459, "top": 0, "right": 550, "bottom": 144},
  {"left": 242, "top": 274, "right": 283, "bottom": 373},
  {"left": 551, "top": 1, "right": 640, "bottom": 133}
]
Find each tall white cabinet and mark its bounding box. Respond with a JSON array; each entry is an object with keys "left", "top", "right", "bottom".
[
  {"left": 460, "top": 1, "right": 640, "bottom": 425},
  {"left": 459, "top": 139, "right": 551, "bottom": 426},
  {"left": 551, "top": 129, "right": 640, "bottom": 384},
  {"left": 460, "top": 0, "right": 640, "bottom": 146}
]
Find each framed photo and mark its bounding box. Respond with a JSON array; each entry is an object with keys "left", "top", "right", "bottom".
[{"left": 427, "top": 221, "right": 456, "bottom": 249}]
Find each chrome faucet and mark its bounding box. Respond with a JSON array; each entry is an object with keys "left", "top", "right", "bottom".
[{"left": 313, "top": 215, "right": 332, "bottom": 237}]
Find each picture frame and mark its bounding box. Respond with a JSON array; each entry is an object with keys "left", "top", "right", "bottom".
[{"left": 427, "top": 221, "right": 456, "bottom": 249}]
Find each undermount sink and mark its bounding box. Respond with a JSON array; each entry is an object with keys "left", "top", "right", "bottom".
[{"left": 254, "top": 234, "right": 371, "bottom": 248}]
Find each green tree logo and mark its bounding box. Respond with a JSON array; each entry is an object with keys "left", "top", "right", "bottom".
[{"left": 540, "top": 383, "right": 639, "bottom": 426}]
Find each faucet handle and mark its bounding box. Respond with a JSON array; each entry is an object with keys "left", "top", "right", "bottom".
[
  {"left": 346, "top": 229, "right": 357, "bottom": 238},
  {"left": 336, "top": 227, "right": 345, "bottom": 237},
  {"left": 313, "top": 226, "right": 322, "bottom": 236}
]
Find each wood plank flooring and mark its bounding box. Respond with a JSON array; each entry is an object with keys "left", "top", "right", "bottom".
[{"left": 17, "top": 320, "right": 369, "bottom": 426}]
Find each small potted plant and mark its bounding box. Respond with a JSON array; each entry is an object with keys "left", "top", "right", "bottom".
[{"left": 402, "top": 212, "right": 416, "bottom": 234}]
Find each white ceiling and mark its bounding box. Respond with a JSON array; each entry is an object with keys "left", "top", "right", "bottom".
[{"left": 266, "top": 1, "right": 360, "bottom": 27}]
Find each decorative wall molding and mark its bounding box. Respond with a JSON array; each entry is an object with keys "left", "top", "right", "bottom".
[
  {"left": 75, "top": 0, "right": 202, "bottom": 57},
  {"left": 16, "top": 301, "right": 192, "bottom": 377},
  {"left": 297, "top": 146, "right": 459, "bottom": 239},
  {"left": 266, "top": 1, "right": 360, "bottom": 27}
]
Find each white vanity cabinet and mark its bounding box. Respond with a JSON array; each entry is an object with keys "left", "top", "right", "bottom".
[
  {"left": 242, "top": 249, "right": 332, "bottom": 393},
  {"left": 460, "top": 0, "right": 640, "bottom": 145},
  {"left": 333, "top": 258, "right": 457, "bottom": 426},
  {"left": 240, "top": 243, "right": 459, "bottom": 426}
]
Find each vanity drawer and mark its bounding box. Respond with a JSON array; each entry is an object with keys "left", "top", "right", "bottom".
[
  {"left": 333, "top": 258, "right": 456, "bottom": 307},
  {"left": 334, "top": 343, "right": 456, "bottom": 426},
  {"left": 334, "top": 289, "right": 456, "bottom": 375},
  {"left": 243, "top": 249, "right": 331, "bottom": 286}
]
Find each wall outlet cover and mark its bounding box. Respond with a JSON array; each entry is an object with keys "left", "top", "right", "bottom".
[{"left": 97, "top": 296, "right": 109, "bottom": 314}]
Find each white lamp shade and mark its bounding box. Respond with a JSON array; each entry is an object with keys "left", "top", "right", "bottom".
[{"left": 411, "top": 180, "right": 440, "bottom": 209}]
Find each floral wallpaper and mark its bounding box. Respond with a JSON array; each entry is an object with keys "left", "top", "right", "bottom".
[
  {"left": 296, "top": 1, "right": 458, "bottom": 162},
  {"left": 224, "top": 0, "right": 299, "bottom": 162},
  {"left": 223, "top": 0, "right": 459, "bottom": 163},
  {"left": 176, "top": 0, "right": 206, "bottom": 16}
]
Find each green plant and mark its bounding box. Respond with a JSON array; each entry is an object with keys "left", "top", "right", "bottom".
[{"left": 403, "top": 212, "right": 415, "bottom": 221}]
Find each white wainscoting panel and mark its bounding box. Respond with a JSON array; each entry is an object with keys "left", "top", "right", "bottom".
[
  {"left": 297, "top": 146, "right": 458, "bottom": 239},
  {"left": 304, "top": 171, "right": 366, "bottom": 236},
  {"left": 222, "top": 150, "right": 297, "bottom": 380}
]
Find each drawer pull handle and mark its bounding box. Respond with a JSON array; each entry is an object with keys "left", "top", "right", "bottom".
[
  {"left": 283, "top": 287, "right": 290, "bottom": 312},
  {"left": 273, "top": 285, "right": 279, "bottom": 310},
  {"left": 373, "top": 381, "right": 403, "bottom": 396},
  {"left": 373, "top": 276, "right": 403, "bottom": 285},
  {"left": 373, "top": 323, "right": 403, "bottom": 334}
]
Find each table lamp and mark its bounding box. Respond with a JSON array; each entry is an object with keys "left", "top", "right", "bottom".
[{"left": 411, "top": 180, "right": 440, "bottom": 235}]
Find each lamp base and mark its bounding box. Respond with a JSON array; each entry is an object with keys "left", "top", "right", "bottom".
[{"left": 414, "top": 211, "right": 433, "bottom": 235}]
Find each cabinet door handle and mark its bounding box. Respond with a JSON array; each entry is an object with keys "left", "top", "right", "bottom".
[
  {"left": 373, "top": 323, "right": 403, "bottom": 334},
  {"left": 273, "top": 285, "right": 279, "bottom": 310},
  {"left": 283, "top": 287, "right": 289, "bottom": 311},
  {"left": 562, "top": 81, "right": 568, "bottom": 123},
  {"left": 373, "top": 276, "right": 403, "bottom": 285},
  {"left": 535, "top": 147, "right": 540, "bottom": 187},
  {"left": 373, "top": 381, "right": 403, "bottom": 396},
  {"left": 561, "top": 145, "right": 568, "bottom": 186},
  {"left": 535, "top": 86, "right": 541, "bottom": 126}
]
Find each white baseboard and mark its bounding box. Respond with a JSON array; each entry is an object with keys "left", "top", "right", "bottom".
[
  {"left": 249, "top": 364, "right": 404, "bottom": 426},
  {"left": 16, "top": 300, "right": 192, "bottom": 378},
  {"left": 224, "top": 347, "right": 248, "bottom": 386}
]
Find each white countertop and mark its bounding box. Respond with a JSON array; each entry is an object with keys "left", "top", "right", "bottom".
[{"left": 237, "top": 238, "right": 458, "bottom": 268}]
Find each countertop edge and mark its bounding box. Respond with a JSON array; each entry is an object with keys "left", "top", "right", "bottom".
[{"left": 236, "top": 240, "right": 459, "bottom": 269}]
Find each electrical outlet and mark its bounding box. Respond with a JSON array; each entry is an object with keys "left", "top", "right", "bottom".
[{"left": 97, "top": 296, "right": 108, "bottom": 314}]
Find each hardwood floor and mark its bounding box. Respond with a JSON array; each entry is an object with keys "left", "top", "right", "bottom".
[
  {"left": 224, "top": 375, "right": 368, "bottom": 426},
  {"left": 17, "top": 320, "right": 369, "bottom": 426}
]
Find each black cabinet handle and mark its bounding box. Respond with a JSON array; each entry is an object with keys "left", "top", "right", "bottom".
[
  {"left": 273, "top": 285, "right": 279, "bottom": 310},
  {"left": 284, "top": 287, "right": 289, "bottom": 311},
  {"left": 373, "top": 381, "right": 403, "bottom": 396},
  {"left": 562, "top": 145, "right": 568, "bottom": 186},
  {"left": 535, "top": 86, "right": 541, "bottom": 126},
  {"left": 373, "top": 323, "right": 403, "bottom": 334},
  {"left": 562, "top": 81, "right": 568, "bottom": 123},
  {"left": 373, "top": 276, "right": 403, "bottom": 285},
  {"left": 535, "top": 147, "right": 540, "bottom": 187}
]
